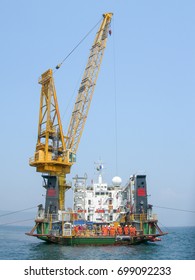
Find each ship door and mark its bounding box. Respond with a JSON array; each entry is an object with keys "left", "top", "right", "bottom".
[{"left": 63, "top": 222, "right": 72, "bottom": 236}]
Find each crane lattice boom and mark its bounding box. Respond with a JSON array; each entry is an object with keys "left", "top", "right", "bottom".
[{"left": 66, "top": 13, "right": 113, "bottom": 153}]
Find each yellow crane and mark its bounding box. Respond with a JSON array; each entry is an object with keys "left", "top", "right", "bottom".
[{"left": 29, "top": 13, "right": 113, "bottom": 214}]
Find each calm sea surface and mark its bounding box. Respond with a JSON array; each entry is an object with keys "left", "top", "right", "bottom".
[{"left": 0, "top": 226, "right": 194, "bottom": 260}]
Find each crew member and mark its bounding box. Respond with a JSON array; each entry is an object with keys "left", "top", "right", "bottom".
[
  {"left": 117, "top": 225, "right": 123, "bottom": 235},
  {"left": 124, "top": 225, "right": 129, "bottom": 235},
  {"left": 109, "top": 225, "right": 116, "bottom": 236}
]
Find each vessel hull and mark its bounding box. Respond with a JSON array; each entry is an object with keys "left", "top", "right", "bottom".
[{"left": 28, "top": 233, "right": 164, "bottom": 246}]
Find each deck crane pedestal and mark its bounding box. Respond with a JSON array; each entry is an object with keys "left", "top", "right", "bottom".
[{"left": 29, "top": 13, "right": 113, "bottom": 215}]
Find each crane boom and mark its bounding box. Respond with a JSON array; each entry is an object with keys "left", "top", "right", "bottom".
[
  {"left": 29, "top": 13, "right": 113, "bottom": 212},
  {"left": 66, "top": 13, "right": 113, "bottom": 153}
]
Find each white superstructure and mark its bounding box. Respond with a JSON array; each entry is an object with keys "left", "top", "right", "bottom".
[{"left": 73, "top": 164, "right": 126, "bottom": 223}]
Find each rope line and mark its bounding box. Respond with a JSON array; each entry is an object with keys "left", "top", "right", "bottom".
[
  {"left": 0, "top": 206, "right": 37, "bottom": 218},
  {"left": 0, "top": 218, "right": 35, "bottom": 226},
  {"left": 153, "top": 205, "right": 195, "bottom": 213}
]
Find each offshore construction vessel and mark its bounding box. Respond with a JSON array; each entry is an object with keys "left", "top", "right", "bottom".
[
  {"left": 26, "top": 13, "right": 167, "bottom": 245},
  {"left": 27, "top": 164, "right": 166, "bottom": 245}
]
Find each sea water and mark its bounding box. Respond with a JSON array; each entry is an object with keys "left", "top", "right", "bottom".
[{"left": 0, "top": 226, "right": 194, "bottom": 260}]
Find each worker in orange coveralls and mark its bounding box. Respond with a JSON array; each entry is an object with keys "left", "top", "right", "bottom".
[
  {"left": 102, "top": 225, "right": 109, "bottom": 236},
  {"left": 109, "top": 225, "right": 116, "bottom": 236},
  {"left": 74, "top": 225, "right": 79, "bottom": 235},
  {"left": 124, "top": 225, "right": 129, "bottom": 235},
  {"left": 117, "top": 225, "right": 123, "bottom": 235}
]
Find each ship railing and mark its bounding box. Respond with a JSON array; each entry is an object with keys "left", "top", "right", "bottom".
[
  {"left": 128, "top": 214, "right": 147, "bottom": 231},
  {"left": 128, "top": 213, "right": 158, "bottom": 231},
  {"left": 130, "top": 213, "right": 147, "bottom": 222},
  {"left": 35, "top": 213, "right": 59, "bottom": 222},
  {"left": 129, "top": 213, "right": 158, "bottom": 221},
  {"left": 35, "top": 209, "right": 81, "bottom": 224}
]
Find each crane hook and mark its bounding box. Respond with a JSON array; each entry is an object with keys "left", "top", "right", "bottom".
[{"left": 56, "top": 63, "right": 62, "bottom": 70}]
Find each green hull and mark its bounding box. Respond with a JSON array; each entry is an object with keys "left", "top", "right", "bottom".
[
  {"left": 34, "top": 234, "right": 163, "bottom": 246},
  {"left": 38, "top": 235, "right": 117, "bottom": 246}
]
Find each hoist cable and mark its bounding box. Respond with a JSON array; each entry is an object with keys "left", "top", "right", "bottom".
[
  {"left": 112, "top": 17, "right": 118, "bottom": 175},
  {"left": 54, "top": 18, "right": 102, "bottom": 71}
]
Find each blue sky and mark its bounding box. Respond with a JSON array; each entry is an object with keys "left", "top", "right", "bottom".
[{"left": 0, "top": 0, "right": 195, "bottom": 227}]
